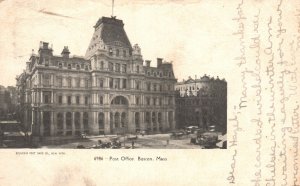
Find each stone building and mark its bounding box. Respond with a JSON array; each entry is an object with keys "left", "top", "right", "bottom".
[
  {"left": 175, "top": 75, "right": 227, "bottom": 133},
  {"left": 16, "top": 16, "right": 177, "bottom": 137},
  {"left": 0, "top": 85, "right": 17, "bottom": 120}
]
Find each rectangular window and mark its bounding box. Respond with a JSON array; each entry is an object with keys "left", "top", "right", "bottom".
[
  {"left": 153, "top": 84, "right": 157, "bottom": 91},
  {"left": 76, "top": 96, "right": 80, "bottom": 104},
  {"left": 58, "top": 95, "right": 62, "bottom": 104},
  {"left": 67, "top": 96, "right": 72, "bottom": 105},
  {"left": 85, "top": 79, "right": 89, "bottom": 88},
  {"left": 159, "top": 98, "right": 162, "bottom": 106},
  {"left": 136, "top": 97, "right": 140, "bottom": 105},
  {"left": 146, "top": 97, "right": 150, "bottom": 105},
  {"left": 123, "top": 79, "right": 127, "bottom": 89},
  {"left": 57, "top": 76, "right": 62, "bottom": 87},
  {"left": 68, "top": 78, "right": 72, "bottom": 88},
  {"left": 109, "top": 78, "right": 113, "bottom": 88},
  {"left": 109, "top": 62, "right": 113, "bottom": 71},
  {"left": 115, "top": 63, "right": 120, "bottom": 72},
  {"left": 122, "top": 64, "right": 127, "bottom": 73},
  {"left": 136, "top": 81, "right": 140, "bottom": 90},
  {"left": 43, "top": 74, "right": 50, "bottom": 87},
  {"left": 115, "top": 78, "right": 120, "bottom": 89},
  {"left": 153, "top": 98, "right": 156, "bottom": 105},
  {"left": 136, "top": 66, "right": 139, "bottom": 73},
  {"left": 44, "top": 95, "right": 49, "bottom": 103},
  {"left": 147, "top": 83, "right": 151, "bottom": 91},
  {"left": 76, "top": 78, "right": 80, "bottom": 88},
  {"left": 85, "top": 96, "right": 88, "bottom": 105},
  {"left": 159, "top": 85, "right": 162, "bottom": 91},
  {"left": 99, "top": 79, "right": 103, "bottom": 88}
]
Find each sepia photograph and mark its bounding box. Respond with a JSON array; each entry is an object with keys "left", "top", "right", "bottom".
[
  {"left": 0, "top": 0, "right": 227, "bottom": 149},
  {"left": 0, "top": 0, "right": 299, "bottom": 186}
]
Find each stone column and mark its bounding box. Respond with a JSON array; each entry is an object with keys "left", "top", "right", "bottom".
[
  {"left": 104, "top": 111, "right": 110, "bottom": 134},
  {"left": 80, "top": 112, "right": 84, "bottom": 133},
  {"left": 31, "top": 110, "right": 35, "bottom": 134},
  {"left": 150, "top": 112, "right": 153, "bottom": 132},
  {"left": 71, "top": 112, "right": 75, "bottom": 135},
  {"left": 126, "top": 111, "right": 132, "bottom": 133},
  {"left": 51, "top": 91, "right": 54, "bottom": 103},
  {"left": 165, "top": 111, "right": 169, "bottom": 130},
  {"left": 40, "top": 111, "right": 44, "bottom": 136},
  {"left": 50, "top": 111, "right": 54, "bottom": 136},
  {"left": 40, "top": 91, "right": 43, "bottom": 104},
  {"left": 172, "top": 111, "right": 176, "bottom": 130},
  {"left": 63, "top": 112, "right": 66, "bottom": 136},
  {"left": 155, "top": 111, "right": 159, "bottom": 132},
  {"left": 141, "top": 111, "right": 146, "bottom": 130}
]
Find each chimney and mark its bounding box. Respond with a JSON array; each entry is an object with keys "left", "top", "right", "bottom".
[
  {"left": 42, "top": 42, "right": 49, "bottom": 49},
  {"left": 157, "top": 58, "right": 163, "bottom": 67},
  {"left": 61, "top": 46, "right": 70, "bottom": 58},
  {"left": 145, "top": 60, "right": 151, "bottom": 67}
]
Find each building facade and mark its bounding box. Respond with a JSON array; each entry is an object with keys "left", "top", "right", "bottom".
[
  {"left": 0, "top": 85, "right": 17, "bottom": 120},
  {"left": 175, "top": 75, "right": 227, "bottom": 133},
  {"left": 16, "top": 16, "right": 177, "bottom": 137}
]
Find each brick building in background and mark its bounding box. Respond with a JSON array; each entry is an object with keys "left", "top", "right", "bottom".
[{"left": 175, "top": 75, "right": 227, "bottom": 133}]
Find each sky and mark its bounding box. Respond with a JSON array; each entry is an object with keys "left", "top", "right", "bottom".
[{"left": 0, "top": 0, "right": 236, "bottom": 87}]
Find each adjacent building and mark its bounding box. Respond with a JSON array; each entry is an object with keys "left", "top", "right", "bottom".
[
  {"left": 175, "top": 75, "right": 227, "bottom": 133},
  {"left": 0, "top": 85, "right": 17, "bottom": 120},
  {"left": 16, "top": 16, "right": 177, "bottom": 137}
]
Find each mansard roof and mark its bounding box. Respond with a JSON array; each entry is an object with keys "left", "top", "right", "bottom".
[{"left": 85, "top": 16, "right": 132, "bottom": 58}]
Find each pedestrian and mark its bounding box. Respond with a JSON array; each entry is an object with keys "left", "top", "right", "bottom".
[
  {"left": 167, "top": 139, "right": 169, "bottom": 145},
  {"left": 131, "top": 141, "right": 134, "bottom": 149}
]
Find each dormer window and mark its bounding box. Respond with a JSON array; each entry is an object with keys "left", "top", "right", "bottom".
[
  {"left": 68, "top": 64, "right": 71, "bottom": 69},
  {"left": 109, "top": 48, "right": 113, "bottom": 56},
  {"left": 45, "top": 58, "right": 49, "bottom": 67},
  {"left": 85, "top": 65, "right": 88, "bottom": 71}
]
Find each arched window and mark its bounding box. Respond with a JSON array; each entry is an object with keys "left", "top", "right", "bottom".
[
  {"left": 121, "top": 112, "right": 126, "bottom": 127},
  {"left": 115, "top": 112, "right": 120, "bottom": 128},
  {"left": 135, "top": 112, "right": 140, "bottom": 128},
  {"left": 98, "top": 112, "right": 104, "bottom": 129},
  {"left": 66, "top": 112, "right": 72, "bottom": 129},
  {"left": 57, "top": 113, "right": 63, "bottom": 130},
  {"left": 152, "top": 112, "right": 157, "bottom": 131},
  {"left": 146, "top": 112, "right": 151, "bottom": 130},
  {"left": 75, "top": 112, "right": 80, "bottom": 129},
  {"left": 83, "top": 112, "right": 88, "bottom": 130},
  {"left": 111, "top": 96, "right": 128, "bottom": 105},
  {"left": 152, "top": 112, "right": 156, "bottom": 124},
  {"left": 158, "top": 112, "right": 162, "bottom": 131}
]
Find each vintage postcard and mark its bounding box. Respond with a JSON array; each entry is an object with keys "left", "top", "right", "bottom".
[{"left": 0, "top": 0, "right": 299, "bottom": 185}]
